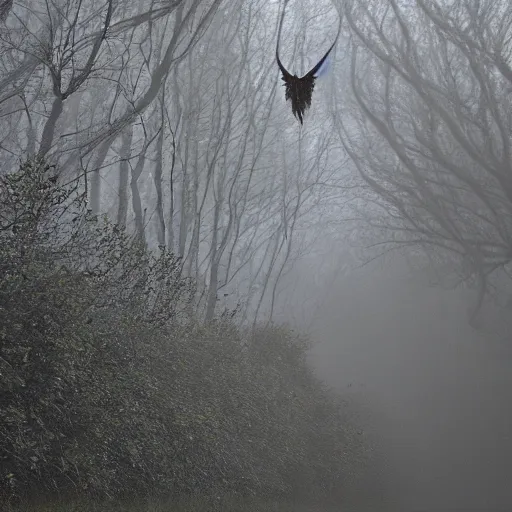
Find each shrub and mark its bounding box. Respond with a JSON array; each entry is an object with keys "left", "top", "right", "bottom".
[{"left": 0, "top": 159, "right": 370, "bottom": 507}]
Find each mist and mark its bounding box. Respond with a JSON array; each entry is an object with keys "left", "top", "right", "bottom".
[
  {"left": 2, "top": 0, "right": 512, "bottom": 510},
  {"left": 307, "top": 259, "right": 512, "bottom": 510}
]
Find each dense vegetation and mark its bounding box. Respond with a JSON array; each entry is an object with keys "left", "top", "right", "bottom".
[{"left": 0, "top": 159, "right": 369, "bottom": 509}]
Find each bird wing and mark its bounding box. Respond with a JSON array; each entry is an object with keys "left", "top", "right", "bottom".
[
  {"left": 302, "top": 40, "right": 337, "bottom": 79},
  {"left": 275, "top": 0, "right": 293, "bottom": 81},
  {"left": 276, "top": 51, "right": 293, "bottom": 80}
]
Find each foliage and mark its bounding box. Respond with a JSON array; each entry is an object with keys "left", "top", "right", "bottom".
[{"left": 0, "top": 159, "right": 369, "bottom": 506}]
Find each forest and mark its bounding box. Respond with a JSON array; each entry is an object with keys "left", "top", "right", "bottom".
[{"left": 1, "top": 0, "right": 512, "bottom": 510}]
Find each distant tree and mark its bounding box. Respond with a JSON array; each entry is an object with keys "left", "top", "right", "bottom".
[
  {"left": 336, "top": 0, "right": 512, "bottom": 324},
  {"left": 0, "top": 0, "right": 352, "bottom": 324}
]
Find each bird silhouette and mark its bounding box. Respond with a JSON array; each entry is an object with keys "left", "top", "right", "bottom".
[{"left": 276, "top": 0, "right": 341, "bottom": 125}]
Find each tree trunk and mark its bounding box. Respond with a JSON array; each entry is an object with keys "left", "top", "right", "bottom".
[
  {"left": 117, "top": 127, "right": 133, "bottom": 228},
  {"left": 38, "top": 96, "right": 63, "bottom": 157}
]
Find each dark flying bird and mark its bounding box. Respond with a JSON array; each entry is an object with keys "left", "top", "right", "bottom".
[{"left": 276, "top": 0, "right": 342, "bottom": 125}]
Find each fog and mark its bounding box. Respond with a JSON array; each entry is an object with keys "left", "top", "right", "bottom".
[
  {"left": 307, "top": 261, "right": 512, "bottom": 510},
  {"left": 2, "top": 0, "right": 512, "bottom": 509}
]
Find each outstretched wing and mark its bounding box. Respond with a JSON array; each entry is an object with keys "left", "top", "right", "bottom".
[
  {"left": 302, "top": 39, "right": 337, "bottom": 79},
  {"left": 276, "top": 49, "right": 293, "bottom": 81}
]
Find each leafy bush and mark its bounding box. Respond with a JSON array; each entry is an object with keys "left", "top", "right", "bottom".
[{"left": 0, "top": 159, "right": 370, "bottom": 507}]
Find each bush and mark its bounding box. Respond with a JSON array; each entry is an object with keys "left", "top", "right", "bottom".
[{"left": 0, "top": 159, "right": 369, "bottom": 507}]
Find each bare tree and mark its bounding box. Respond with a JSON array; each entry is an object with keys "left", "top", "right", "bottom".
[
  {"left": 0, "top": 0, "right": 354, "bottom": 325},
  {"left": 336, "top": 0, "right": 512, "bottom": 323}
]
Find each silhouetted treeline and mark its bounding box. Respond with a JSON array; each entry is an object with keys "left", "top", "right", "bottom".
[{"left": 0, "top": 159, "right": 368, "bottom": 506}]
